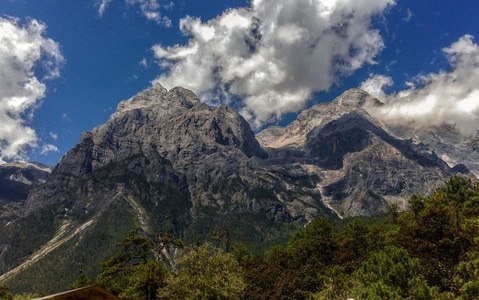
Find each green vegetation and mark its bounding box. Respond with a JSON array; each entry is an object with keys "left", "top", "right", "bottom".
[
  {"left": 0, "top": 284, "right": 41, "bottom": 300},
  {"left": 4, "top": 175, "right": 479, "bottom": 299},
  {"left": 2, "top": 196, "right": 140, "bottom": 293},
  {"left": 158, "top": 243, "right": 245, "bottom": 299}
]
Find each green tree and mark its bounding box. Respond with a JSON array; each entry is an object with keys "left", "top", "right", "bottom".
[
  {"left": 348, "top": 246, "right": 438, "bottom": 299},
  {"left": 0, "top": 284, "right": 13, "bottom": 300},
  {"left": 396, "top": 176, "right": 476, "bottom": 292},
  {"left": 241, "top": 218, "right": 337, "bottom": 299},
  {"left": 335, "top": 218, "right": 374, "bottom": 271},
  {"left": 311, "top": 265, "right": 350, "bottom": 300},
  {"left": 230, "top": 242, "right": 254, "bottom": 267},
  {"left": 454, "top": 182, "right": 479, "bottom": 299},
  {"left": 96, "top": 231, "right": 170, "bottom": 300},
  {"left": 12, "top": 294, "right": 42, "bottom": 300},
  {"left": 158, "top": 242, "right": 245, "bottom": 299},
  {"left": 210, "top": 227, "right": 233, "bottom": 252},
  {"left": 71, "top": 272, "right": 95, "bottom": 289},
  {"left": 288, "top": 217, "right": 336, "bottom": 265},
  {"left": 454, "top": 239, "right": 479, "bottom": 300}
]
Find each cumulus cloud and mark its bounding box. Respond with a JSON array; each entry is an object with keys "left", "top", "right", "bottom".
[
  {"left": 361, "top": 34, "right": 479, "bottom": 136},
  {"left": 0, "top": 16, "right": 64, "bottom": 163},
  {"left": 152, "top": 0, "right": 395, "bottom": 128},
  {"left": 360, "top": 74, "right": 393, "bottom": 101}
]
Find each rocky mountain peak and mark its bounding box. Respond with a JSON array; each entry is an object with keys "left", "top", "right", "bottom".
[
  {"left": 113, "top": 83, "right": 202, "bottom": 117},
  {"left": 257, "top": 89, "right": 381, "bottom": 149},
  {"left": 331, "top": 88, "right": 382, "bottom": 108},
  {"left": 51, "top": 83, "right": 266, "bottom": 181}
]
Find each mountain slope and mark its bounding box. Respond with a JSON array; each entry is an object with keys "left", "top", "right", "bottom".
[{"left": 0, "top": 85, "right": 474, "bottom": 293}]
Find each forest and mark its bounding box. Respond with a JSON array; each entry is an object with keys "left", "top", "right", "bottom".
[{"left": 2, "top": 175, "right": 479, "bottom": 300}]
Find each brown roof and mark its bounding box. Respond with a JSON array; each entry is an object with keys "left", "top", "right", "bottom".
[{"left": 33, "top": 285, "right": 120, "bottom": 300}]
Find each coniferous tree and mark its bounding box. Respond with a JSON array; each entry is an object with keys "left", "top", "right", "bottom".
[
  {"left": 158, "top": 242, "right": 245, "bottom": 299},
  {"left": 347, "top": 246, "right": 438, "bottom": 299},
  {"left": 95, "top": 231, "right": 170, "bottom": 300}
]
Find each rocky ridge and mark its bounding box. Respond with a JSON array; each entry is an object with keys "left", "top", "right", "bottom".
[
  {"left": 0, "top": 162, "right": 51, "bottom": 227},
  {"left": 258, "top": 89, "right": 471, "bottom": 215}
]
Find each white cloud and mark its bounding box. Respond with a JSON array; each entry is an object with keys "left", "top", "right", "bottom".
[
  {"left": 49, "top": 132, "right": 58, "bottom": 140},
  {"left": 153, "top": 0, "right": 395, "bottom": 128},
  {"left": 61, "top": 113, "right": 70, "bottom": 122},
  {"left": 96, "top": 0, "right": 173, "bottom": 26},
  {"left": 402, "top": 8, "right": 412, "bottom": 22},
  {"left": 96, "top": 0, "right": 113, "bottom": 16},
  {"left": 126, "top": 74, "right": 139, "bottom": 82},
  {"left": 126, "top": 0, "right": 172, "bottom": 26},
  {"left": 0, "top": 16, "right": 64, "bottom": 163},
  {"left": 361, "top": 34, "right": 479, "bottom": 136},
  {"left": 40, "top": 144, "right": 59, "bottom": 155},
  {"left": 139, "top": 57, "right": 148, "bottom": 67},
  {"left": 360, "top": 74, "right": 393, "bottom": 102}
]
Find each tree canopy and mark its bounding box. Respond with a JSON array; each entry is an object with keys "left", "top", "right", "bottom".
[{"left": 23, "top": 175, "right": 479, "bottom": 300}]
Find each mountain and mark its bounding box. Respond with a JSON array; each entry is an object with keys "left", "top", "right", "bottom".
[
  {"left": 258, "top": 89, "right": 472, "bottom": 216},
  {"left": 0, "top": 85, "right": 474, "bottom": 293},
  {"left": 0, "top": 162, "right": 51, "bottom": 227}
]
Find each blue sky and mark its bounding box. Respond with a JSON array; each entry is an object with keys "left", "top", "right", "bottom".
[{"left": 0, "top": 0, "right": 478, "bottom": 166}]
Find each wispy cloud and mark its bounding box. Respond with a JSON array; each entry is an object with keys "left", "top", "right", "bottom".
[
  {"left": 361, "top": 34, "right": 479, "bottom": 136},
  {"left": 125, "top": 74, "right": 139, "bottom": 82},
  {"left": 402, "top": 8, "right": 412, "bottom": 22},
  {"left": 152, "top": 0, "right": 395, "bottom": 128},
  {"left": 96, "top": 0, "right": 172, "bottom": 26},
  {"left": 0, "top": 16, "right": 64, "bottom": 163},
  {"left": 126, "top": 0, "right": 172, "bottom": 26},
  {"left": 49, "top": 132, "right": 58, "bottom": 140},
  {"left": 61, "top": 113, "right": 71, "bottom": 122},
  {"left": 40, "top": 144, "right": 59, "bottom": 155},
  {"left": 96, "top": 0, "right": 113, "bottom": 17},
  {"left": 139, "top": 57, "right": 148, "bottom": 68}
]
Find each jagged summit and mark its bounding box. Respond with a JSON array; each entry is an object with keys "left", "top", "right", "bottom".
[
  {"left": 257, "top": 88, "right": 382, "bottom": 149},
  {"left": 331, "top": 88, "right": 383, "bottom": 108},
  {"left": 53, "top": 83, "right": 265, "bottom": 179},
  {"left": 113, "top": 83, "right": 202, "bottom": 117}
]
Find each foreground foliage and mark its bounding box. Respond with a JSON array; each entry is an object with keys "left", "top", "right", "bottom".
[
  {"left": 158, "top": 243, "right": 245, "bottom": 299},
  {"left": 5, "top": 175, "right": 479, "bottom": 299}
]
